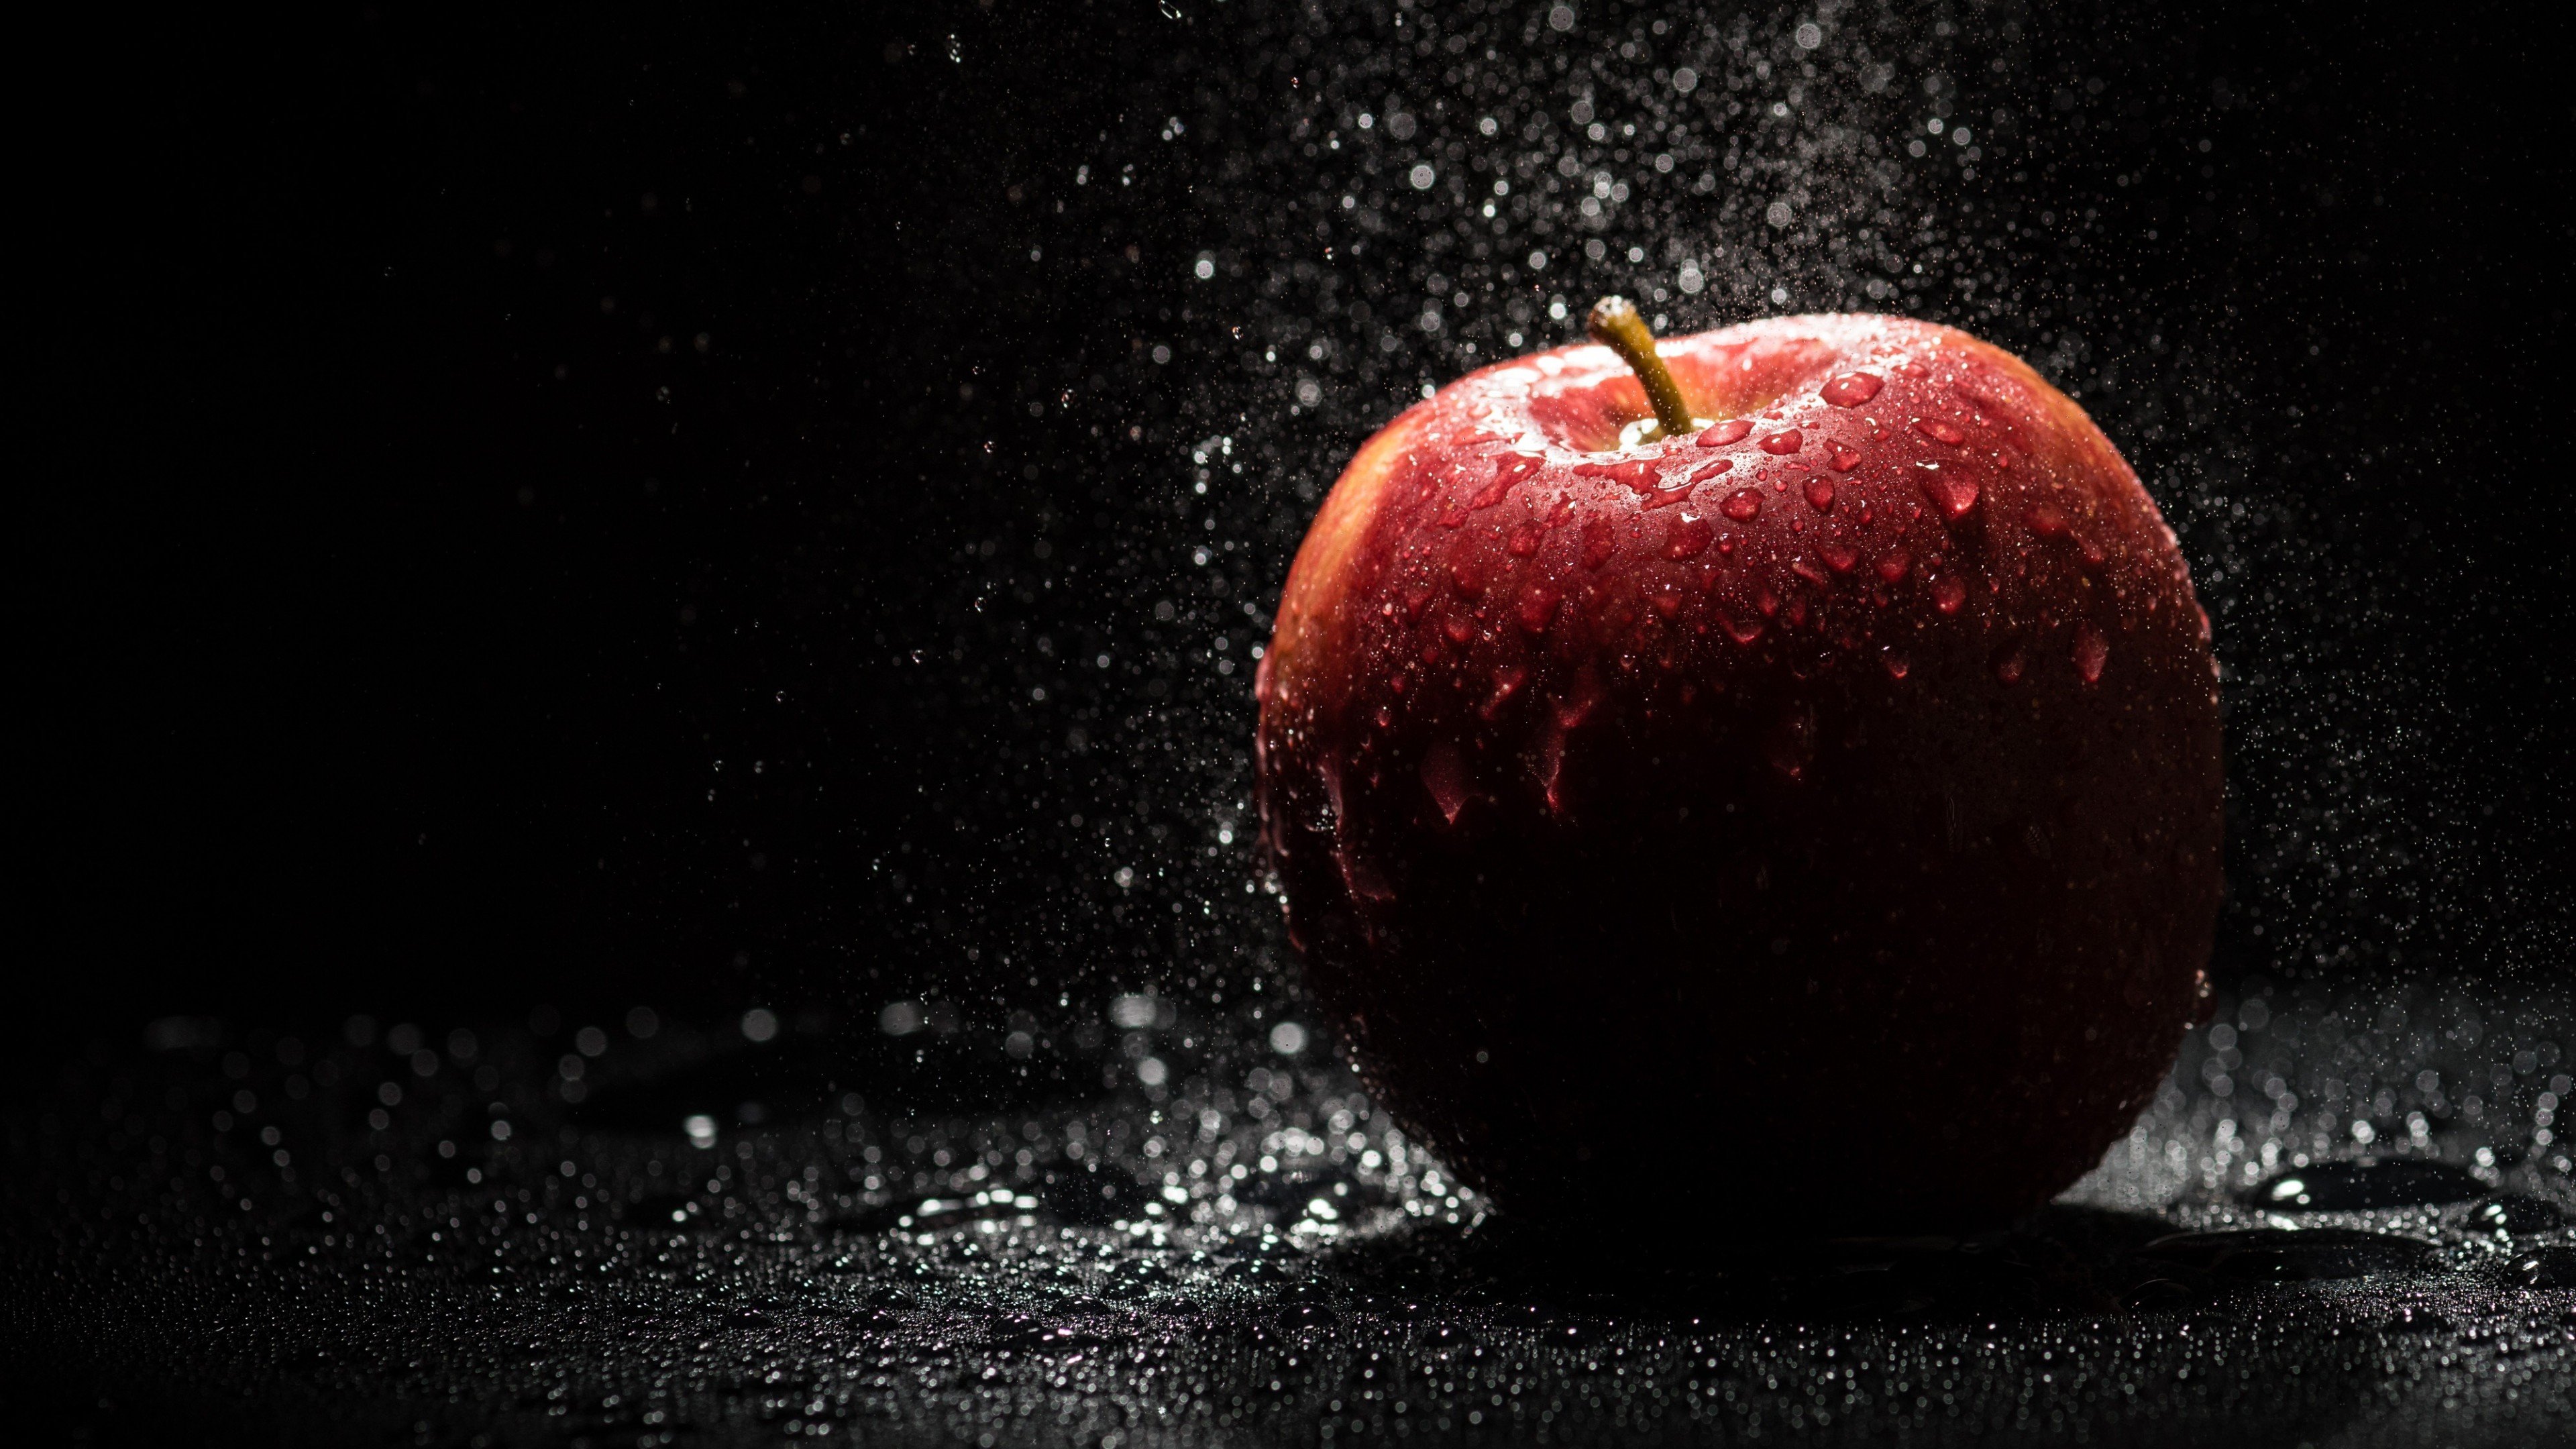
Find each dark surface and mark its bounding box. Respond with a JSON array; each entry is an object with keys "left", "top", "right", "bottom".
[
  {"left": 17, "top": 1, "right": 2576, "bottom": 1444},
  {"left": 9, "top": 981, "right": 2576, "bottom": 1446}
]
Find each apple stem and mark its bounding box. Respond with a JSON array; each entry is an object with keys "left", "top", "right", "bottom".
[{"left": 1586, "top": 296, "right": 1695, "bottom": 439}]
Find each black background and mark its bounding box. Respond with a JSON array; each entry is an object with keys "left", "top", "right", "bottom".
[{"left": 25, "top": 0, "right": 2575, "bottom": 1063}]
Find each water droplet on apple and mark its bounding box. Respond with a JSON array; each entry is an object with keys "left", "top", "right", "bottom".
[
  {"left": 1876, "top": 548, "right": 1913, "bottom": 584},
  {"left": 2072, "top": 625, "right": 2108, "bottom": 684},
  {"left": 1913, "top": 417, "right": 1968, "bottom": 445},
  {"left": 2026, "top": 503, "right": 2071, "bottom": 539},
  {"left": 1819, "top": 541, "right": 1858, "bottom": 574},
  {"left": 1932, "top": 576, "right": 1968, "bottom": 614},
  {"left": 1721, "top": 489, "right": 1762, "bottom": 521},
  {"left": 1803, "top": 478, "right": 1835, "bottom": 511},
  {"left": 1442, "top": 614, "right": 1474, "bottom": 646},
  {"left": 1880, "top": 648, "right": 1910, "bottom": 680},
  {"left": 1992, "top": 641, "right": 2027, "bottom": 685},
  {"left": 1507, "top": 522, "right": 1543, "bottom": 557},
  {"left": 1402, "top": 582, "right": 1434, "bottom": 618},
  {"left": 1643, "top": 482, "right": 1696, "bottom": 510},
  {"left": 1450, "top": 562, "right": 1484, "bottom": 596},
  {"left": 1580, "top": 519, "right": 1616, "bottom": 569},
  {"left": 1421, "top": 743, "right": 1469, "bottom": 824},
  {"left": 1697, "top": 419, "right": 1753, "bottom": 448},
  {"left": 1690, "top": 458, "right": 1733, "bottom": 483},
  {"left": 1517, "top": 586, "right": 1561, "bottom": 633},
  {"left": 1662, "top": 516, "right": 1714, "bottom": 560},
  {"left": 1474, "top": 453, "right": 1545, "bottom": 508},
  {"left": 1915, "top": 464, "right": 1980, "bottom": 519},
  {"left": 1828, "top": 445, "right": 1862, "bottom": 472},
  {"left": 1819, "top": 372, "right": 1884, "bottom": 407},
  {"left": 1721, "top": 610, "right": 1764, "bottom": 645},
  {"left": 1758, "top": 429, "right": 1804, "bottom": 455}
]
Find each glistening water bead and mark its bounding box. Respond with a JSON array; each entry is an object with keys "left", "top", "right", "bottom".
[{"left": 1254, "top": 303, "right": 2223, "bottom": 1233}]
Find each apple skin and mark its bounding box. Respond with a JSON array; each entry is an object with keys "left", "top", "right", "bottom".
[{"left": 1254, "top": 313, "right": 2221, "bottom": 1234}]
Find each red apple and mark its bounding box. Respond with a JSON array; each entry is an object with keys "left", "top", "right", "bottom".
[{"left": 1254, "top": 302, "right": 2221, "bottom": 1233}]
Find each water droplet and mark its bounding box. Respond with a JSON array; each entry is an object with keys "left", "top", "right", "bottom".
[
  {"left": 1650, "top": 586, "right": 1683, "bottom": 619},
  {"left": 1442, "top": 614, "right": 1474, "bottom": 646},
  {"left": 2137, "top": 1228, "right": 2440, "bottom": 1283},
  {"left": 1573, "top": 458, "right": 1662, "bottom": 492},
  {"left": 2026, "top": 502, "right": 2071, "bottom": 538},
  {"left": 1819, "top": 541, "right": 1858, "bottom": 574},
  {"left": 1642, "top": 481, "right": 1696, "bottom": 510},
  {"left": 2474, "top": 1196, "right": 2565, "bottom": 1234},
  {"left": 1720, "top": 610, "right": 1764, "bottom": 645},
  {"left": 1932, "top": 576, "right": 1968, "bottom": 614},
  {"left": 1791, "top": 556, "right": 1831, "bottom": 587},
  {"left": 2072, "top": 625, "right": 2108, "bottom": 684},
  {"left": 1758, "top": 429, "right": 1804, "bottom": 455},
  {"left": 1819, "top": 371, "right": 1884, "bottom": 407},
  {"left": 1450, "top": 562, "right": 1483, "bottom": 596},
  {"left": 1474, "top": 453, "right": 1545, "bottom": 508},
  {"left": 1896, "top": 361, "right": 1931, "bottom": 379},
  {"left": 1580, "top": 519, "right": 1617, "bottom": 569},
  {"left": 1662, "top": 516, "right": 1714, "bottom": 559},
  {"left": 1992, "top": 642, "right": 2027, "bottom": 684},
  {"left": 1517, "top": 586, "right": 1562, "bottom": 632},
  {"left": 1697, "top": 418, "right": 1753, "bottom": 448},
  {"left": 1880, "top": 647, "right": 1910, "bottom": 680},
  {"left": 2508, "top": 1246, "right": 2576, "bottom": 1288},
  {"left": 1912, "top": 417, "right": 1968, "bottom": 445},
  {"left": 1506, "top": 521, "right": 1543, "bottom": 557},
  {"left": 1721, "top": 489, "right": 1762, "bottom": 521},
  {"left": 1401, "top": 582, "right": 1434, "bottom": 618},
  {"left": 1876, "top": 548, "right": 1913, "bottom": 584},
  {"left": 2240, "top": 1159, "right": 2485, "bottom": 1210},
  {"left": 1828, "top": 445, "right": 1863, "bottom": 472},
  {"left": 1803, "top": 478, "right": 1836, "bottom": 511},
  {"left": 1915, "top": 464, "right": 1980, "bottom": 519},
  {"left": 1421, "top": 744, "right": 1468, "bottom": 824},
  {"left": 1689, "top": 458, "right": 1734, "bottom": 482}
]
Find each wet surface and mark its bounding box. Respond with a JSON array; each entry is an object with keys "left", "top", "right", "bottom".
[{"left": 9, "top": 983, "right": 2574, "bottom": 1446}]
